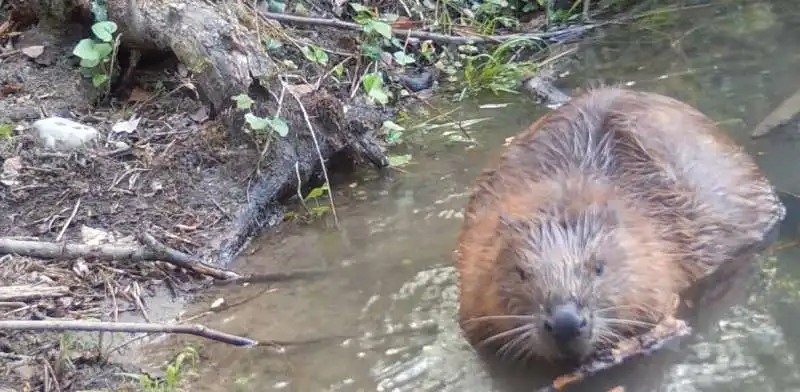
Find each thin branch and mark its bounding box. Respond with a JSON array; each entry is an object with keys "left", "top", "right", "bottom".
[
  {"left": 260, "top": 11, "right": 605, "bottom": 45},
  {"left": 282, "top": 80, "right": 340, "bottom": 227},
  {"left": 0, "top": 319, "right": 258, "bottom": 347},
  {"left": 0, "top": 235, "right": 239, "bottom": 280},
  {"left": 55, "top": 198, "right": 81, "bottom": 242}
]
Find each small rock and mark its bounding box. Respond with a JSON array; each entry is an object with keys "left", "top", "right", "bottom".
[
  {"left": 0, "top": 156, "right": 22, "bottom": 187},
  {"left": 21, "top": 45, "right": 44, "bottom": 59},
  {"left": 33, "top": 117, "right": 98, "bottom": 151}
]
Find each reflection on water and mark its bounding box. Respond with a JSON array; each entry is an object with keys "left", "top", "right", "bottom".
[{"left": 163, "top": 1, "right": 800, "bottom": 391}]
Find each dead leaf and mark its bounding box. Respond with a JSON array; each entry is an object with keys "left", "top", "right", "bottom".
[
  {"left": 0, "top": 20, "right": 11, "bottom": 36},
  {"left": 20, "top": 45, "right": 44, "bottom": 59},
  {"left": 189, "top": 106, "right": 208, "bottom": 123},
  {"left": 111, "top": 115, "right": 142, "bottom": 134},
  {"left": 127, "top": 87, "right": 151, "bottom": 103},
  {"left": 286, "top": 83, "right": 315, "bottom": 98},
  {"left": 391, "top": 16, "right": 415, "bottom": 30}
]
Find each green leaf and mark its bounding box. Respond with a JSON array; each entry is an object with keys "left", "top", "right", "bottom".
[
  {"left": 304, "top": 186, "right": 327, "bottom": 201},
  {"left": 366, "top": 20, "right": 392, "bottom": 39},
  {"left": 361, "top": 44, "right": 382, "bottom": 61},
  {"left": 232, "top": 94, "right": 255, "bottom": 111},
  {"left": 73, "top": 39, "right": 99, "bottom": 61},
  {"left": 301, "top": 45, "right": 328, "bottom": 65},
  {"left": 244, "top": 113, "right": 269, "bottom": 130},
  {"left": 92, "top": 73, "right": 109, "bottom": 87},
  {"left": 264, "top": 37, "right": 282, "bottom": 51},
  {"left": 332, "top": 64, "right": 345, "bottom": 78},
  {"left": 312, "top": 46, "right": 328, "bottom": 65},
  {"left": 93, "top": 42, "right": 113, "bottom": 59},
  {"left": 267, "top": 117, "right": 289, "bottom": 137},
  {"left": 0, "top": 123, "right": 13, "bottom": 139},
  {"left": 349, "top": 3, "right": 372, "bottom": 14},
  {"left": 362, "top": 72, "right": 389, "bottom": 105},
  {"left": 268, "top": 0, "right": 286, "bottom": 13},
  {"left": 393, "top": 51, "right": 416, "bottom": 65},
  {"left": 79, "top": 57, "right": 100, "bottom": 68},
  {"left": 91, "top": 21, "right": 118, "bottom": 42}
]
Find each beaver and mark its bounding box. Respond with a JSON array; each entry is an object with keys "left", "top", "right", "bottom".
[{"left": 456, "top": 87, "right": 785, "bottom": 367}]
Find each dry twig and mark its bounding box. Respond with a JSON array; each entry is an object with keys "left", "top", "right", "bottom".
[
  {"left": 260, "top": 11, "right": 604, "bottom": 45},
  {"left": 0, "top": 319, "right": 258, "bottom": 347},
  {"left": 0, "top": 235, "right": 239, "bottom": 280}
]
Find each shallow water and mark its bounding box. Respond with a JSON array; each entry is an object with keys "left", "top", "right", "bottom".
[{"left": 162, "top": 1, "right": 800, "bottom": 391}]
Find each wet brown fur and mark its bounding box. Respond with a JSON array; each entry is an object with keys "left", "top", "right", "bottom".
[{"left": 456, "top": 87, "right": 785, "bottom": 364}]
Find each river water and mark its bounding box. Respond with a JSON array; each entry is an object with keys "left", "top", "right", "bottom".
[{"left": 149, "top": 1, "right": 800, "bottom": 391}]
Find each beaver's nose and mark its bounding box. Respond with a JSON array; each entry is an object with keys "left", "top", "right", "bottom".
[{"left": 543, "top": 302, "right": 587, "bottom": 342}]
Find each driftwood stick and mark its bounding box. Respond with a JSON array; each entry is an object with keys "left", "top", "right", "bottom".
[
  {"left": 0, "top": 319, "right": 258, "bottom": 347},
  {"left": 212, "top": 268, "right": 328, "bottom": 286},
  {"left": 0, "top": 236, "right": 240, "bottom": 280},
  {"left": 260, "top": 11, "right": 604, "bottom": 45},
  {"left": 0, "top": 285, "right": 70, "bottom": 302},
  {"left": 136, "top": 233, "right": 239, "bottom": 280}
]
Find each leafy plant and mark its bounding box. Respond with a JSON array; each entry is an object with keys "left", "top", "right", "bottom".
[
  {"left": 121, "top": 346, "right": 199, "bottom": 392},
  {"left": 301, "top": 45, "right": 329, "bottom": 66},
  {"left": 362, "top": 72, "right": 390, "bottom": 105},
  {"left": 232, "top": 93, "right": 290, "bottom": 137},
  {"left": 72, "top": 21, "right": 120, "bottom": 90},
  {"left": 459, "top": 37, "right": 540, "bottom": 99},
  {"left": 302, "top": 183, "right": 331, "bottom": 219},
  {"left": 0, "top": 123, "right": 13, "bottom": 139}
]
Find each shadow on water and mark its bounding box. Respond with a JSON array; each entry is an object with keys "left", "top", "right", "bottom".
[{"left": 146, "top": 0, "right": 800, "bottom": 390}]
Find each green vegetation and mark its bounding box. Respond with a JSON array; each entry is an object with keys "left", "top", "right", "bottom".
[
  {"left": 120, "top": 346, "right": 200, "bottom": 392},
  {"left": 72, "top": 20, "right": 120, "bottom": 95}
]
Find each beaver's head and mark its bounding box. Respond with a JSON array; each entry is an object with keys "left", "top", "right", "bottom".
[{"left": 484, "top": 200, "right": 683, "bottom": 365}]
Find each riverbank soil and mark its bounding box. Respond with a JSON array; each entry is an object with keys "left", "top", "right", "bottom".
[{"left": 0, "top": 0, "right": 632, "bottom": 388}]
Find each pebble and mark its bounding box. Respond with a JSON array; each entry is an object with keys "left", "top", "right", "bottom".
[{"left": 33, "top": 116, "right": 98, "bottom": 151}]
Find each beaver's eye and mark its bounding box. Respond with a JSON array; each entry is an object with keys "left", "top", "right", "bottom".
[
  {"left": 595, "top": 263, "right": 605, "bottom": 276},
  {"left": 515, "top": 266, "right": 528, "bottom": 280}
]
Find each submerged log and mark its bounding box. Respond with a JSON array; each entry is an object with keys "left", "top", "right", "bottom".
[{"left": 16, "top": 0, "right": 390, "bottom": 265}]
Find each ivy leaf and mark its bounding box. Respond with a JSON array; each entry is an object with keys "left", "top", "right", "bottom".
[
  {"left": 366, "top": 20, "right": 392, "bottom": 39},
  {"left": 232, "top": 94, "right": 255, "bottom": 111},
  {"left": 92, "top": 21, "right": 118, "bottom": 42},
  {"left": 73, "top": 39, "right": 100, "bottom": 61},
  {"left": 349, "top": 3, "right": 371, "bottom": 14},
  {"left": 244, "top": 113, "right": 269, "bottom": 131},
  {"left": 93, "top": 43, "right": 113, "bottom": 60},
  {"left": 92, "top": 73, "right": 109, "bottom": 87},
  {"left": 393, "top": 51, "right": 416, "bottom": 65},
  {"left": 79, "top": 57, "right": 100, "bottom": 68},
  {"left": 267, "top": 117, "right": 289, "bottom": 137}
]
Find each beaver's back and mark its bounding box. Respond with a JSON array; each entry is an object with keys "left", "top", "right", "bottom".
[{"left": 456, "top": 87, "right": 785, "bottom": 342}]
